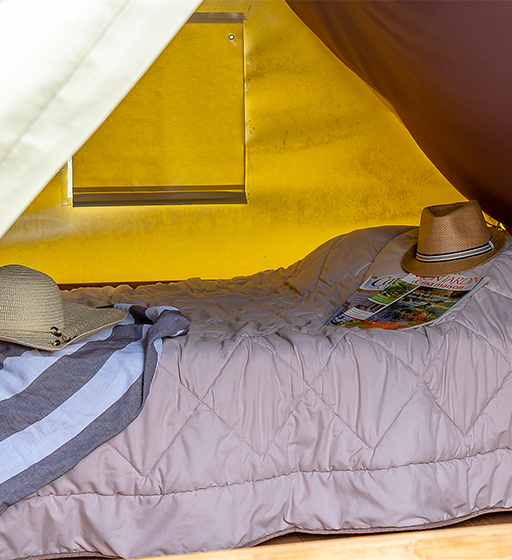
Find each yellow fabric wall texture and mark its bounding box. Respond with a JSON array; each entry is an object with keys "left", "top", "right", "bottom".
[
  {"left": 73, "top": 15, "right": 246, "bottom": 205},
  {"left": 0, "top": 0, "right": 464, "bottom": 284}
]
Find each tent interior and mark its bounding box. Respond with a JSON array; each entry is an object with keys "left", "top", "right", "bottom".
[
  {"left": 2, "top": 0, "right": 512, "bottom": 558},
  {"left": 0, "top": 0, "right": 474, "bottom": 285}
]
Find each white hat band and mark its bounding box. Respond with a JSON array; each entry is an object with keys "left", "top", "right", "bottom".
[{"left": 416, "top": 237, "right": 495, "bottom": 263}]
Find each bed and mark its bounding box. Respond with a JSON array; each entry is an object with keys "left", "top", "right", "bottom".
[{"left": 2, "top": 224, "right": 512, "bottom": 559}]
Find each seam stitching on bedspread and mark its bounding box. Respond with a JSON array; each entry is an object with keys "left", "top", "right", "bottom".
[
  {"left": 105, "top": 441, "right": 146, "bottom": 478},
  {"left": 370, "top": 381, "right": 421, "bottom": 449},
  {"left": 462, "top": 367, "right": 512, "bottom": 436},
  {"left": 413, "top": 284, "right": 487, "bottom": 381},
  {"left": 221, "top": 334, "right": 354, "bottom": 455},
  {"left": 201, "top": 399, "right": 276, "bottom": 457},
  {"left": 416, "top": 246, "right": 510, "bottom": 367},
  {"left": 250, "top": 335, "right": 373, "bottom": 448},
  {"left": 416, "top": 316, "right": 512, "bottom": 437},
  {"left": 418, "top": 381, "right": 466, "bottom": 438},
  {"left": 340, "top": 329, "right": 426, "bottom": 378},
  {"left": 250, "top": 335, "right": 421, "bottom": 450},
  {"left": 318, "top": 329, "right": 425, "bottom": 444},
  {"left": 450, "top": 318, "right": 512, "bottom": 370},
  {"left": 258, "top": 383, "right": 314, "bottom": 457},
  {"left": 483, "top": 283, "right": 512, "bottom": 300},
  {"left": 108, "top": 339, "right": 254, "bottom": 476},
  {"left": 443, "top": 320, "right": 512, "bottom": 436},
  {"left": 196, "top": 338, "right": 248, "bottom": 401},
  {"left": 192, "top": 335, "right": 304, "bottom": 456},
  {"left": 155, "top": 339, "right": 267, "bottom": 472},
  {"left": 28, "top": 445, "right": 512, "bottom": 501}
]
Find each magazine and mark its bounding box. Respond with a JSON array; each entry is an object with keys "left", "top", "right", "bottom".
[
  {"left": 326, "top": 274, "right": 406, "bottom": 325},
  {"left": 327, "top": 273, "right": 488, "bottom": 330}
]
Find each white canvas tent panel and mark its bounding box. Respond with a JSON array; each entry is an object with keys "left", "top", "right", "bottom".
[{"left": 0, "top": 0, "right": 202, "bottom": 240}]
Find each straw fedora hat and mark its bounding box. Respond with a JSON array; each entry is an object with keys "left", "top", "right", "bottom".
[
  {"left": 402, "top": 200, "right": 506, "bottom": 276},
  {"left": 0, "top": 265, "right": 127, "bottom": 351}
]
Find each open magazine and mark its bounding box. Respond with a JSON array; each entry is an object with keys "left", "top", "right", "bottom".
[{"left": 327, "top": 273, "right": 488, "bottom": 330}]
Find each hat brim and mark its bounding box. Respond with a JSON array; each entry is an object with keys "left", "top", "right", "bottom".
[
  {"left": 0, "top": 301, "right": 127, "bottom": 352},
  {"left": 401, "top": 228, "right": 506, "bottom": 277}
]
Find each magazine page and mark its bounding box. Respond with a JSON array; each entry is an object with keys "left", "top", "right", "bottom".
[
  {"left": 326, "top": 274, "right": 406, "bottom": 326},
  {"left": 332, "top": 273, "right": 488, "bottom": 330}
]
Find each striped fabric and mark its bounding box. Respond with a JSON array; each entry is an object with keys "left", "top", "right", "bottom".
[{"left": 0, "top": 304, "right": 190, "bottom": 515}]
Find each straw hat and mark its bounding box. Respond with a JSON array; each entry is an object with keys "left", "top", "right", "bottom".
[
  {"left": 0, "top": 265, "right": 127, "bottom": 351},
  {"left": 402, "top": 200, "right": 506, "bottom": 276}
]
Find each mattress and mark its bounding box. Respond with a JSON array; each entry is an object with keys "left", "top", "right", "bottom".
[{"left": 2, "top": 225, "right": 512, "bottom": 559}]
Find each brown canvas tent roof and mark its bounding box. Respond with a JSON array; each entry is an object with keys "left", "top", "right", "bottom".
[{"left": 287, "top": 0, "right": 512, "bottom": 228}]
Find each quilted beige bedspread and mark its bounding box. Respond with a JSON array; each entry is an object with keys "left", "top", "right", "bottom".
[{"left": 2, "top": 225, "right": 512, "bottom": 559}]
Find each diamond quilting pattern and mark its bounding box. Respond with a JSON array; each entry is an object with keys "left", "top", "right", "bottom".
[
  {"left": 202, "top": 336, "right": 308, "bottom": 455},
  {"left": 469, "top": 373, "right": 512, "bottom": 453},
  {"left": 451, "top": 287, "right": 512, "bottom": 359},
  {"left": 150, "top": 405, "right": 266, "bottom": 492},
  {"left": 173, "top": 334, "right": 243, "bottom": 400},
  {"left": 312, "top": 333, "right": 419, "bottom": 448},
  {"left": 253, "top": 330, "right": 342, "bottom": 386},
  {"left": 108, "top": 358, "right": 201, "bottom": 476},
  {"left": 422, "top": 324, "right": 512, "bottom": 434},
  {"left": 369, "top": 382, "right": 468, "bottom": 468},
  {"left": 269, "top": 389, "right": 374, "bottom": 472}
]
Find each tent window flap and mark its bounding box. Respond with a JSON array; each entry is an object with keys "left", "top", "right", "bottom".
[{"left": 71, "top": 12, "right": 246, "bottom": 207}]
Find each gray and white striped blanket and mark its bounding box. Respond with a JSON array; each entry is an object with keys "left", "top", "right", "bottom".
[{"left": 0, "top": 304, "right": 190, "bottom": 515}]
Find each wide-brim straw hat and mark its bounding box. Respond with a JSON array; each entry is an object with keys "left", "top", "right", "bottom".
[
  {"left": 0, "top": 265, "right": 127, "bottom": 351},
  {"left": 402, "top": 200, "right": 506, "bottom": 277}
]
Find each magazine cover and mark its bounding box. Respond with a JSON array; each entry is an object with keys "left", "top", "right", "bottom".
[
  {"left": 328, "top": 273, "right": 488, "bottom": 330},
  {"left": 326, "top": 274, "right": 406, "bottom": 326}
]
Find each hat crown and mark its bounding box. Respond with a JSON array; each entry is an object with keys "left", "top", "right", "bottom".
[
  {"left": 401, "top": 200, "right": 506, "bottom": 276},
  {"left": 0, "top": 265, "right": 65, "bottom": 334},
  {"left": 417, "top": 201, "right": 491, "bottom": 257}
]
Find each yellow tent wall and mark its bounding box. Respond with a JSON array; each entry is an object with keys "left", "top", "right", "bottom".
[{"left": 0, "top": 0, "right": 464, "bottom": 284}]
